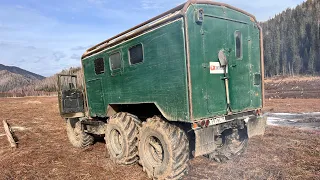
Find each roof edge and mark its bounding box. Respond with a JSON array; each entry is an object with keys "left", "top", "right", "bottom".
[{"left": 82, "top": 0, "right": 258, "bottom": 59}]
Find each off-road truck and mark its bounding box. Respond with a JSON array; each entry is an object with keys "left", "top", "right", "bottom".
[{"left": 57, "top": 0, "right": 266, "bottom": 179}]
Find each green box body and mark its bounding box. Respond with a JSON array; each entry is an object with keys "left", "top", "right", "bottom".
[{"left": 81, "top": 3, "right": 263, "bottom": 123}]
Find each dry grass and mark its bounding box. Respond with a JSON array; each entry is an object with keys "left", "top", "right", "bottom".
[
  {"left": 265, "top": 76, "right": 320, "bottom": 84},
  {"left": 0, "top": 97, "right": 319, "bottom": 179},
  {"left": 264, "top": 98, "right": 320, "bottom": 113},
  {"left": 265, "top": 76, "right": 320, "bottom": 99},
  {"left": 187, "top": 127, "right": 320, "bottom": 180}
]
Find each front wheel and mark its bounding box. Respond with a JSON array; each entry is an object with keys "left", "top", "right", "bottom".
[
  {"left": 105, "top": 112, "right": 140, "bottom": 165},
  {"left": 66, "top": 118, "right": 94, "bottom": 148},
  {"left": 139, "top": 117, "right": 189, "bottom": 179}
]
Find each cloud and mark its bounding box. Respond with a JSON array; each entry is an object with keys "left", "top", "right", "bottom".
[
  {"left": 87, "top": 0, "right": 107, "bottom": 5},
  {"left": 140, "top": 0, "right": 184, "bottom": 10},
  {"left": 0, "top": 0, "right": 304, "bottom": 77},
  {"left": 26, "top": 45, "right": 36, "bottom": 50},
  {"left": 33, "top": 56, "right": 46, "bottom": 63},
  {"left": 70, "top": 54, "right": 81, "bottom": 60},
  {"left": 141, "top": 0, "right": 161, "bottom": 10},
  {"left": 53, "top": 51, "right": 67, "bottom": 62},
  {"left": 17, "top": 59, "right": 26, "bottom": 63},
  {"left": 70, "top": 45, "right": 93, "bottom": 51}
]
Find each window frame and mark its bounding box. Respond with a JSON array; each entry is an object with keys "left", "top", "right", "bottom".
[
  {"left": 128, "top": 43, "right": 144, "bottom": 66},
  {"left": 94, "top": 57, "right": 105, "bottom": 75},
  {"left": 109, "top": 51, "right": 122, "bottom": 71},
  {"left": 235, "top": 31, "right": 243, "bottom": 60}
]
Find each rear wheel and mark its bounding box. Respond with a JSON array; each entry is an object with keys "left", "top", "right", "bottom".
[
  {"left": 105, "top": 112, "right": 139, "bottom": 165},
  {"left": 139, "top": 117, "right": 189, "bottom": 179},
  {"left": 206, "top": 128, "right": 248, "bottom": 162},
  {"left": 66, "top": 118, "right": 94, "bottom": 148}
]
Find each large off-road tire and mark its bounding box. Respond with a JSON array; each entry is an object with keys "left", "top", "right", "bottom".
[
  {"left": 139, "top": 117, "right": 189, "bottom": 180},
  {"left": 207, "top": 128, "right": 248, "bottom": 163},
  {"left": 66, "top": 118, "right": 94, "bottom": 148},
  {"left": 105, "top": 112, "right": 139, "bottom": 165}
]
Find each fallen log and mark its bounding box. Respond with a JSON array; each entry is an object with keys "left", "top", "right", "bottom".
[{"left": 2, "top": 120, "right": 17, "bottom": 148}]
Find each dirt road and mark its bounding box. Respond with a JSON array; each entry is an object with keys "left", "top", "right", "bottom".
[{"left": 0, "top": 97, "right": 319, "bottom": 180}]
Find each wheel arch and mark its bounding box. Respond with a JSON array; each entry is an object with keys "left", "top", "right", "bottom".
[{"left": 106, "top": 103, "right": 175, "bottom": 121}]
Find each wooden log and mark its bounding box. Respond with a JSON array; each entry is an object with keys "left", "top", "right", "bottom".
[{"left": 2, "top": 120, "right": 17, "bottom": 148}]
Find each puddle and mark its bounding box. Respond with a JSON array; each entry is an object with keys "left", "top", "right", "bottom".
[{"left": 265, "top": 112, "right": 320, "bottom": 131}]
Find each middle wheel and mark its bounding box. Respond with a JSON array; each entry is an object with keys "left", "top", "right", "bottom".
[
  {"left": 105, "top": 112, "right": 140, "bottom": 165},
  {"left": 139, "top": 117, "right": 189, "bottom": 179}
]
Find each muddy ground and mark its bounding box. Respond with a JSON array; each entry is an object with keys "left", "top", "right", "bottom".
[
  {"left": 0, "top": 97, "right": 319, "bottom": 180},
  {"left": 265, "top": 76, "right": 320, "bottom": 99}
]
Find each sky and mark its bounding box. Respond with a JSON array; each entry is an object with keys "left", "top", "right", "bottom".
[{"left": 0, "top": 0, "right": 305, "bottom": 77}]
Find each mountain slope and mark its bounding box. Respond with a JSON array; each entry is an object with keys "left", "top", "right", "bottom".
[
  {"left": 0, "top": 64, "right": 45, "bottom": 80},
  {"left": 0, "top": 64, "right": 45, "bottom": 92},
  {"left": 261, "top": 0, "right": 320, "bottom": 77},
  {"left": 7, "top": 67, "right": 82, "bottom": 96},
  {"left": 0, "top": 70, "right": 39, "bottom": 92}
]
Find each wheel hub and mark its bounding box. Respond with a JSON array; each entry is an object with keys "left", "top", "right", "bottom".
[
  {"left": 148, "top": 136, "right": 164, "bottom": 166},
  {"left": 110, "top": 129, "right": 123, "bottom": 155}
]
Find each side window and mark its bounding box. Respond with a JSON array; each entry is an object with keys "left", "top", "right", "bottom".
[
  {"left": 109, "top": 52, "right": 121, "bottom": 70},
  {"left": 94, "top": 58, "right": 104, "bottom": 74},
  {"left": 129, "top": 44, "right": 143, "bottom": 65},
  {"left": 235, "top": 31, "right": 242, "bottom": 59}
]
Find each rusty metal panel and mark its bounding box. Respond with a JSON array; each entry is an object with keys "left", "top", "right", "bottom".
[
  {"left": 247, "top": 116, "right": 267, "bottom": 138},
  {"left": 194, "top": 126, "right": 216, "bottom": 157}
]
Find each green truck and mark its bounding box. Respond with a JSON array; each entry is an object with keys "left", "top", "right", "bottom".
[{"left": 57, "top": 0, "right": 266, "bottom": 179}]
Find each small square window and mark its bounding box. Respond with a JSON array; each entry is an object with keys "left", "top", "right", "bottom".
[
  {"left": 254, "top": 74, "right": 261, "bottom": 85},
  {"left": 235, "top": 31, "right": 242, "bottom": 59},
  {"left": 129, "top": 44, "right": 143, "bottom": 65},
  {"left": 109, "top": 52, "right": 121, "bottom": 70},
  {"left": 94, "top": 58, "right": 104, "bottom": 74}
]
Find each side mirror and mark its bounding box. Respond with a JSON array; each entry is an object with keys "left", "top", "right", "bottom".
[{"left": 218, "top": 50, "right": 228, "bottom": 67}]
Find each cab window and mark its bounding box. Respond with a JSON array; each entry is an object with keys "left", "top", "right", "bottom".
[
  {"left": 235, "top": 31, "right": 242, "bottom": 59},
  {"left": 109, "top": 52, "right": 121, "bottom": 70},
  {"left": 94, "top": 58, "right": 104, "bottom": 74},
  {"left": 129, "top": 44, "right": 143, "bottom": 65}
]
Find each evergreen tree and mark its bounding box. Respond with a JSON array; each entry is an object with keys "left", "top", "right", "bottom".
[{"left": 262, "top": 0, "right": 320, "bottom": 76}]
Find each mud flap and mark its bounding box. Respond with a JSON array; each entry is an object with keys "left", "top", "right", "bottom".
[
  {"left": 246, "top": 116, "right": 267, "bottom": 138},
  {"left": 194, "top": 126, "right": 216, "bottom": 157}
]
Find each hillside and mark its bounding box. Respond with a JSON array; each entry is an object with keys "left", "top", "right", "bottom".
[
  {"left": 7, "top": 67, "right": 82, "bottom": 96},
  {"left": 0, "top": 70, "right": 39, "bottom": 92},
  {"left": 0, "top": 64, "right": 45, "bottom": 80},
  {"left": 0, "top": 64, "right": 45, "bottom": 93},
  {"left": 261, "top": 0, "right": 320, "bottom": 77}
]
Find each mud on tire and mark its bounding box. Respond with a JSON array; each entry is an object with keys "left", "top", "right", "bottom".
[
  {"left": 207, "top": 128, "right": 248, "bottom": 163},
  {"left": 139, "top": 116, "right": 189, "bottom": 180},
  {"left": 66, "top": 118, "right": 94, "bottom": 148},
  {"left": 105, "top": 112, "right": 140, "bottom": 165}
]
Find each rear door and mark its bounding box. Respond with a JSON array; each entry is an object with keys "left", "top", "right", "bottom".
[
  {"left": 202, "top": 17, "right": 229, "bottom": 115},
  {"left": 203, "top": 14, "right": 254, "bottom": 113},
  {"left": 227, "top": 22, "right": 253, "bottom": 112}
]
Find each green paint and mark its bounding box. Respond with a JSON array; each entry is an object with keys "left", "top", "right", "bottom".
[
  {"left": 82, "top": 4, "right": 262, "bottom": 122},
  {"left": 187, "top": 4, "right": 262, "bottom": 120},
  {"left": 83, "top": 19, "right": 189, "bottom": 121}
]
